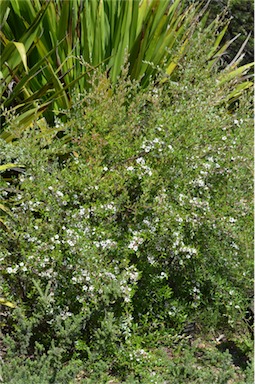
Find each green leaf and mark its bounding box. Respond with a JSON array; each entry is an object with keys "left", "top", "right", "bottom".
[
  {"left": 13, "top": 42, "right": 28, "bottom": 73},
  {"left": 0, "top": 298, "right": 16, "bottom": 308},
  {"left": 218, "top": 62, "right": 254, "bottom": 86},
  {"left": 0, "top": 163, "right": 24, "bottom": 172}
]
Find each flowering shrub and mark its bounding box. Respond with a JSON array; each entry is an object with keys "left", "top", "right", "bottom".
[{"left": 0, "top": 46, "right": 253, "bottom": 381}]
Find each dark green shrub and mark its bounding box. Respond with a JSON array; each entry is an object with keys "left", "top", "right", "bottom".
[{"left": 0, "top": 39, "right": 253, "bottom": 382}]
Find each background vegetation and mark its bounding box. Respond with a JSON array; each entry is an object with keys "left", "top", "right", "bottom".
[
  {"left": 0, "top": 0, "right": 253, "bottom": 383},
  {"left": 185, "top": 0, "right": 254, "bottom": 65},
  {"left": 0, "top": 0, "right": 253, "bottom": 134}
]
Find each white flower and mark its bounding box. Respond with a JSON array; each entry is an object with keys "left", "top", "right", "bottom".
[
  {"left": 144, "top": 145, "right": 152, "bottom": 152},
  {"left": 124, "top": 296, "right": 131, "bottom": 303},
  {"left": 159, "top": 272, "right": 168, "bottom": 279},
  {"left": 136, "top": 157, "right": 145, "bottom": 165},
  {"left": 230, "top": 242, "right": 239, "bottom": 250},
  {"left": 98, "top": 239, "right": 117, "bottom": 249},
  {"left": 129, "top": 270, "right": 139, "bottom": 281},
  {"left": 128, "top": 235, "right": 143, "bottom": 251},
  {"left": 144, "top": 166, "right": 152, "bottom": 176},
  {"left": 67, "top": 239, "right": 75, "bottom": 247},
  {"left": 148, "top": 255, "right": 155, "bottom": 264},
  {"left": 105, "top": 203, "right": 115, "bottom": 211},
  {"left": 204, "top": 163, "right": 211, "bottom": 169},
  {"left": 127, "top": 166, "right": 135, "bottom": 171},
  {"left": 79, "top": 207, "right": 86, "bottom": 216},
  {"left": 56, "top": 190, "right": 64, "bottom": 198},
  {"left": 194, "top": 178, "right": 205, "bottom": 187},
  {"left": 60, "top": 311, "right": 72, "bottom": 320},
  {"left": 104, "top": 272, "right": 116, "bottom": 280},
  {"left": 180, "top": 246, "right": 197, "bottom": 256},
  {"left": 6, "top": 266, "right": 18, "bottom": 274}
]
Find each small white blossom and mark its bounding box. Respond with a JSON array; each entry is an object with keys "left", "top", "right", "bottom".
[
  {"left": 148, "top": 255, "right": 155, "bottom": 264},
  {"left": 56, "top": 190, "right": 64, "bottom": 198},
  {"left": 128, "top": 235, "right": 144, "bottom": 252},
  {"left": 204, "top": 162, "right": 211, "bottom": 169},
  {"left": 159, "top": 272, "right": 168, "bottom": 279},
  {"left": 67, "top": 239, "right": 75, "bottom": 247},
  {"left": 6, "top": 266, "right": 18, "bottom": 274},
  {"left": 136, "top": 157, "right": 145, "bottom": 165}
]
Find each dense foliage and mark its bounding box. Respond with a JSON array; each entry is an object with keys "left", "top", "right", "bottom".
[
  {"left": 0, "top": 33, "right": 253, "bottom": 382},
  {"left": 0, "top": 0, "right": 253, "bottom": 136}
]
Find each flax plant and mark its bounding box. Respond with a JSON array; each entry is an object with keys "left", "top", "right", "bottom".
[{"left": 0, "top": 0, "right": 253, "bottom": 141}]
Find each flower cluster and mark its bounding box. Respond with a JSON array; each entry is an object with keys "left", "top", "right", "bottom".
[{"left": 128, "top": 232, "right": 144, "bottom": 252}]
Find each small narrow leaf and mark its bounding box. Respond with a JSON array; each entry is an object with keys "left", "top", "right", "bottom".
[{"left": 13, "top": 42, "right": 28, "bottom": 73}]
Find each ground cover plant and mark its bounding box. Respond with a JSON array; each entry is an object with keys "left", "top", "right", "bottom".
[{"left": 0, "top": 26, "right": 253, "bottom": 382}]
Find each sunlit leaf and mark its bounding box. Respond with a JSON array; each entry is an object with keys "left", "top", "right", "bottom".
[{"left": 0, "top": 298, "right": 16, "bottom": 308}]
